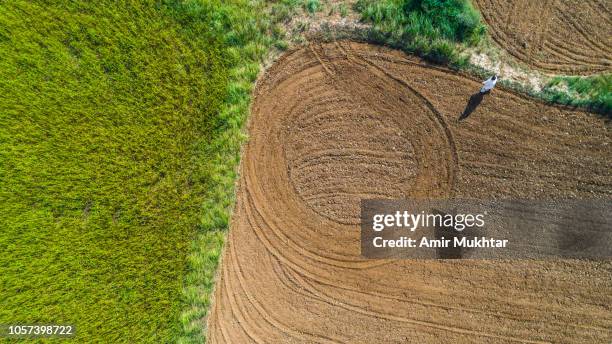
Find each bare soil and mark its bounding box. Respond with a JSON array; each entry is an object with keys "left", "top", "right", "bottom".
[
  {"left": 207, "top": 42, "right": 612, "bottom": 343},
  {"left": 474, "top": 0, "right": 612, "bottom": 75}
]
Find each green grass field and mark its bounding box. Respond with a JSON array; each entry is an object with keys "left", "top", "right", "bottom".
[{"left": 0, "top": 0, "right": 241, "bottom": 342}]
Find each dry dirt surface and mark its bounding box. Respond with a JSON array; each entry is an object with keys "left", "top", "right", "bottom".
[
  {"left": 474, "top": 0, "right": 612, "bottom": 75},
  {"left": 207, "top": 42, "right": 612, "bottom": 343}
]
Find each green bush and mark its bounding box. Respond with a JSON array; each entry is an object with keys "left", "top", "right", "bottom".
[
  {"left": 402, "top": 0, "right": 483, "bottom": 41},
  {"left": 356, "top": 0, "right": 486, "bottom": 65}
]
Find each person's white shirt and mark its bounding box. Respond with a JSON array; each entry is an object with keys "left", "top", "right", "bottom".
[{"left": 481, "top": 75, "right": 498, "bottom": 93}]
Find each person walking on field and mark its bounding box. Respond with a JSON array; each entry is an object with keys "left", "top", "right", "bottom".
[{"left": 480, "top": 74, "right": 498, "bottom": 93}]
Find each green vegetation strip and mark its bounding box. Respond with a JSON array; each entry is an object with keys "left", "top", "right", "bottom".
[
  {"left": 170, "top": 0, "right": 288, "bottom": 342},
  {"left": 543, "top": 74, "right": 612, "bottom": 116}
]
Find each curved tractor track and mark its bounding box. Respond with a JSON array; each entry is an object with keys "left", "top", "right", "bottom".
[
  {"left": 208, "top": 42, "right": 612, "bottom": 343},
  {"left": 475, "top": 0, "right": 612, "bottom": 75}
]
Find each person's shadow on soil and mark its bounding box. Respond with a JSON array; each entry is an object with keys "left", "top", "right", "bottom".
[{"left": 459, "top": 91, "right": 487, "bottom": 121}]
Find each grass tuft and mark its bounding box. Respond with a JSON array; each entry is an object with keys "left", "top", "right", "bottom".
[
  {"left": 305, "top": 0, "right": 322, "bottom": 14},
  {"left": 339, "top": 3, "right": 349, "bottom": 17}
]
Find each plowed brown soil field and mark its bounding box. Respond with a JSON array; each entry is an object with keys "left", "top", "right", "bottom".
[
  {"left": 207, "top": 42, "right": 612, "bottom": 343},
  {"left": 474, "top": 0, "right": 612, "bottom": 74}
]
